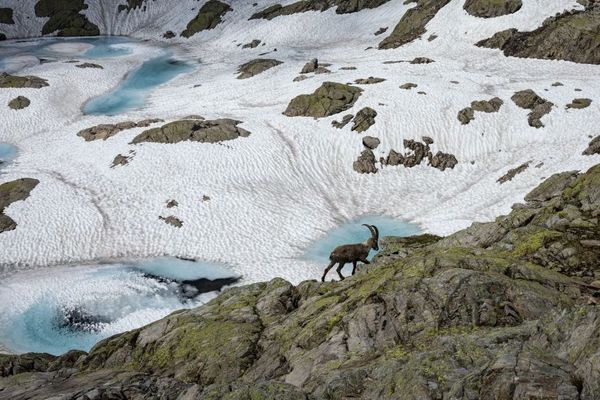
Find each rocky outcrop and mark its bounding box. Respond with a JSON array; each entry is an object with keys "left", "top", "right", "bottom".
[
  {"left": 181, "top": 0, "right": 232, "bottom": 38},
  {"left": 458, "top": 97, "right": 503, "bottom": 124},
  {"left": 583, "top": 135, "right": 600, "bottom": 155},
  {"left": 0, "top": 178, "right": 39, "bottom": 233},
  {"left": 130, "top": 118, "right": 251, "bottom": 144},
  {"left": 353, "top": 149, "right": 378, "bottom": 174},
  {"left": 379, "top": 0, "right": 452, "bottom": 49},
  {"left": 354, "top": 77, "right": 385, "bottom": 84},
  {"left": 250, "top": 0, "right": 390, "bottom": 20},
  {"left": 117, "top": 0, "right": 146, "bottom": 13},
  {"left": 511, "top": 89, "right": 553, "bottom": 128},
  {"left": 77, "top": 119, "right": 163, "bottom": 141},
  {"left": 237, "top": 58, "right": 283, "bottom": 79},
  {"left": 464, "top": 0, "right": 522, "bottom": 18},
  {"left": 3, "top": 164, "right": 600, "bottom": 399},
  {"left": 0, "top": 73, "right": 48, "bottom": 89},
  {"left": 7, "top": 96, "right": 30, "bottom": 110},
  {"left": 497, "top": 161, "right": 530, "bottom": 183},
  {"left": 567, "top": 98, "right": 592, "bottom": 109},
  {"left": 477, "top": 7, "right": 600, "bottom": 64},
  {"left": 283, "top": 82, "right": 362, "bottom": 117},
  {"left": 0, "top": 7, "right": 14, "bottom": 24},
  {"left": 34, "top": 0, "right": 99, "bottom": 36},
  {"left": 300, "top": 58, "right": 318, "bottom": 73},
  {"left": 386, "top": 137, "right": 458, "bottom": 171},
  {"left": 351, "top": 107, "right": 377, "bottom": 132}
]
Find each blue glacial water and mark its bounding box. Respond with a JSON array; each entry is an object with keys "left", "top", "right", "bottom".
[
  {"left": 0, "top": 143, "right": 17, "bottom": 172},
  {"left": 0, "top": 257, "right": 238, "bottom": 355},
  {"left": 83, "top": 54, "right": 195, "bottom": 116},
  {"left": 305, "top": 215, "right": 421, "bottom": 268}
]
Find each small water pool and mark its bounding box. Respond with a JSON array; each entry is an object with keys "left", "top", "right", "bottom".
[
  {"left": 0, "top": 143, "right": 17, "bottom": 172},
  {"left": 305, "top": 215, "right": 421, "bottom": 276},
  {"left": 83, "top": 54, "right": 194, "bottom": 115},
  {"left": 0, "top": 257, "right": 239, "bottom": 355}
]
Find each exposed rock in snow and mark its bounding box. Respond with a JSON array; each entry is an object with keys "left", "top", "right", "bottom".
[
  {"left": 464, "top": 0, "right": 522, "bottom": 18},
  {"left": 0, "top": 178, "right": 39, "bottom": 233},
  {"left": 458, "top": 97, "right": 503, "bottom": 124},
  {"left": 181, "top": 0, "right": 232, "bottom": 38},
  {"left": 283, "top": 82, "right": 362, "bottom": 118},
  {"left": 77, "top": 119, "right": 163, "bottom": 141},
  {"left": 242, "top": 39, "right": 261, "bottom": 49},
  {"left": 7, "top": 96, "right": 30, "bottom": 110},
  {"left": 497, "top": 161, "right": 531, "bottom": 184},
  {"left": 351, "top": 107, "right": 377, "bottom": 133},
  {"left": 583, "top": 136, "right": 600, "bottom": 156},
  {"left": 34, "top": 0, "right": 99, "bottom": 37},
  {"left": 130, "top": 118, "right": 251, "bottom": 144},
  {"left": 511, "top": 89, "right": 553, "bottom": 128},
  {"left": 566, "top": 98, "right": 592, "bottom": 109},
  {"left": 159, "top": 215, "right": 183, "bottom": 228},
  {"left": 0, "top": 73, "right": 48, "bottom": 88},
  {"left": 250, "top": 0, "right": 390, "bottom": 20},
  {"left": 237, "top": 58, "right": 283, "bottom": 79},
  {"left": 354, "top": 77, "right": 385, "bottom": 84},
  {"left": 353, "top": 149, "right": 378, "bottom": 174},
  {"left": 75, "top": 63, "right": 103, "bottom": 69},
  {"left": 301, "top": 58, "right": 318, "bottom": 73},
  {"left": 362, "top": 136, "right": 380, "bottom": 149},
  {"left": 0, "top": 7, "right": 14, "bottom": 24},
  {"left": 331, "top": 114, "right": 353, "bottom": 128}
]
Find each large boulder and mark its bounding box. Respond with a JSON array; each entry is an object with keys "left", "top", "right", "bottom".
[
  {"left": 353, "top": 149, "right": 378, "bottom": 174},
  {"left": 464, "top": 0, "right": 522, "bottom": 18},
  {"left": 181, "top": 0, "right": 232, "bottom": 38},
  {"left": 130, "top": 118, "right": 251, "bottom": 144},
  {"left": 583, "top": 135, "right": 600, "bottom": 156},
  {"left": 34, "top": 0, "right": 99, "bottom": 36},
  {"left": 237, "top": 58, "right": 283, "bottom": 79},
  {"left": 0, "top": 73, "right": 48, "bottom": 89},
  {"left": 283, "top": 82, "right": 362, "bottom": 118},
  {"left": 351, "top": 107, "right": 377, "bottom": 132},
  {"left": 7, "top": 96, "right": 30, "bottom": 110},
  {"left": 511, "top": 89, "right": 553, "bottom": 128},
  {"left": 0, "top": 178, "right": 39, "bottom": 233}
]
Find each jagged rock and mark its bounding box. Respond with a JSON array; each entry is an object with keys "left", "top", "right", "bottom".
[
  {"left": 379, "top": 0, "right": 452, "bottom": 49},
  {"left": 166, "top": 199, "right": 179, "bottom": 208},
  {"left": 118, "top": 0, "right": 146, "bottom": 12},
  {"left": 464, "top": 0, "right": 522, "bottom": 18},
  {"left": 374, "top": 27, "right": 387, "bottom": 35},
  {"left": 242, "top": 39, "right": 261, "bottom": 49},
  {"left": 181, "top": 0, "right": 232, "bottom": 38},
  {"left": 0, "top": 7, "right": 14, "bottom": 24},
  {"left": 34, "top": 0, "right": 100, "bottom": 36},
  {"left": 250, "top": 0, "right": 390, "bottom": 20},
  {"left": 511, "top": 89, "right": 553, "bottom": 128},
  {"left": 7, "top": 96, "right": 30, "bottom": 110},
  {"left": 111, "top": 154, "right": 131, "bottom": 168},
  {"left": 362, "top": 136, "right": 380, "bottom": 150},
  {"left": 163, "top": 30, "right": 175, "bottom": 39},
  {"left": 566, "top": 98, "right": 592, "bottom": 109},
  {"left": 75, "top": 63, "right": 103, "bottom": 69},
  {"left": 497, "top": 161, "right": 530, "bottom": 183},
  {"left": 477, "top": 7, "right": 600, "bottom": 64},
  {"left": 354, "top": 77, "right": 385, "bottom": 85},
  {"left": 458, "top": 107, "right": 475, "bottom": 124},
  {"left": 400, "top": 82, "right": 417, "bottom": 90},
  {"left": 159, "top": 215, "right": 183, "bottom": 227},
  {"left": 429, "top": 151, "right": 458, "bottom": 171},
  {"left": 283, "top": 82, "right": 362, "bottom": 118},
  {"left": 301, "top": 58, "right": 318, "bottom": 73},
  {"left": 131, "top": 118, "right": 251, "bottom": 144},
  {"left": 583, "top": 135, "right": 600, "bottom": 155},
  {"left": 351, "top": 107, "right": 377, "bottom": 132},
  {"left": 0, "top": 178, "right": 39, "bottom": 233},
  {"left": 331, "top": 114, "right": 353, "bottom": 129},
  {"left": 237, "top": 58, "right": 283, "bottom": 79},
  {"left": 0, "top": 73, "right": 48, "bottom": 88},
  {"left": 353, "top": 149, "right": 377, "bottom": 174},
  {"left": 410, "top": 56, "right": 434, "bottom": 64}
]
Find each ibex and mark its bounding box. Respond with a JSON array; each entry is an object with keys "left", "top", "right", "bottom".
[{"left": 321, "top": 224, "right": 379, "bottom": 282}]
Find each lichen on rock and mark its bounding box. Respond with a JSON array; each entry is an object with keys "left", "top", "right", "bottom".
[
  {"left": 237, "top": 58, "right": 283, "bottom": 79},
  {"left": 283, "top": 82, "right": 362, "bottom": 118},
  {"left": 0, "top": 73, "right": 48, "bottom": 89},
  {"left": 463, "top": 0, "right": 522, "bottom": 18},
  {"left": 130, "top": 118, "right": 251, "bottom": 144}
]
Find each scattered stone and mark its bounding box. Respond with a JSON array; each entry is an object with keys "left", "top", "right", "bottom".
[
  {"left": 410, "top": 57, "right": 435, "bottom": 64},
  {"left": 283, "top": 82, "right": 362, "bottom": 118},
  {"left": 237, "top": 59, "right": 283, "bottom": 79},
  {"left": 511, "top": 89, "right": 554, "bottom": 128},
  {"left": 293, "top": 75, "right": 310, "bottom": 82},
  {"left": 497, "top": 161, "right": 531, "bottom": 184},
  {"left": 428, "top": 34, "right": 438, "bottom": 41},
  {"left": 458, "top": 107, "right": 475, "bottom": 124},
  {"left": 386, "top": 137, "right": 457, "bottom": 171},
  {"left": 566, "top": 98, "right": 592, "bottom": 109},
  {"left": 353, "top": 149, "right": 378, "bottom": 174},
  {"left": 351, "top": 107, "right": 377, "bottom": 133},
  {"left": 7, "top": 96, "right": 30, "bottom": 110},
  {"left": 400, "top": 82, "right": 418, "bottom": 90},
  {"left": 450, "top": 80, "right": 459, "bottom": 84},
  {"left": 181, "top": 0, "right": 232, "bottom": 38},
  {"left": 160, "top": 215, "right": 183, "bottom": 228},
  {"left": 339, "top": 66, "right": 357, "bottom": 70},
  {"left": 354, "top": 77, "right": 385, "bottom": 84},
  {"left": 374, "top": 27, "right": 388, "bottom": 35},
  {"left": 301, "top": 58, "right": 319, "bottom": 74},
  {"left": 166, "top": 199, "right": 179, "bottom": 208},
  {"left": 314, "top": 66, "right": 331, "bottom": 74},
  {"left": 75, "top": 63, "right": 103, "bottom": 69},
  {"left": 583, "top": 135, "right": 600, "bottom": 155},
  {"left": 0, "top": 178, "right": 39, "bottom": 233},
  {"left": 379, "top": 0, "right": 452, "bottom": 49},
  {"left": 459, "top": 97, "right": 504, "bottom": 124},
  {"left": 0, "top": 72, "right": 48, "bottom": 88},
  {"left": 574, "top": 88, "right": 582, "bottom": 92},
  {"left": 131, "top": 118, "right": 251, "bottom": 144},
  {"left": 202, "top": 195, "right": 211, "bottom": 202},
  {"left": 111, "top": 154, "right": 132, "bottom": 168},
  {"left": 417, "top": 91, "right": 426, "bottom": 95},
  {"left": 242, "top": 39, "right": 261, "bottom": 49},
  {"left": 362, "top": 136, "right": 380, "bottom": 149},
  {"left": 551, "top": 82, "right": 563, "bottom": 86},
  {"left": 78, "top": 119, "right": 163, "bottom": 141},
  {"left": 429, "top": 151, "right": 458, "bottom": 171},
  {"left": 163, "top": 30, "right": 176, "bottom": 39},
  {"left": 331, "top": 114, "right": 353, "bottom": 129},
  {"left": 464, "top": 0, "right": 522, "bottom": 18}
]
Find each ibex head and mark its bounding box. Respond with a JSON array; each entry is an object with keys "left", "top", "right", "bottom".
[{"left": 362, "top": 224, "right": 379, "bottom": 251}]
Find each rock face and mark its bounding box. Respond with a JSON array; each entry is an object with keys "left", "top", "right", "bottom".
[
  {"left": 379, "top": 0, "right": 452, "bottom": 49},
  {"left": 386, "top": 137, "right": 458, "bottom": 171},
  {"left": 237, "top": 58, "right": 283, "bottom": 79},
  {"left": 181, "top": 0, "right": 232, "bottom": 38},
  {"left": 464, "top": 0, "right": 522, "bottom": 18},
  {"left": 130, "top": 118, "right": 251, "bottom": 144},
  {"left": 458, "top": 97, "right": 503, "bottom": 124},
  {"left": 351, "top": 107, "right": 377, "bottom": 132},
  {"left": 77, "top": 119, "right": 163, "bottom": 141},
  {"left": 34, "top": 0, "right": 100, "bottom": 36},
  {"left": 0, "top": 178, "right": 39, "bottom": 233},
  {"left": 7, "top": 96, "right": 30, "bottom": 110},
  {"left": 0, "top": 7, "right": 14, "bottom": 24},
  {"left": 583, "top": 135, "right": 600, "bottom": 155},
  {"left": 250, "top": 0, "right": 390, "bottom": 20},
  {"left": 477, "top": 7, "right": 600, "bottom": 64},
  {"left": 567, "top": 98, "right": 592, "bottom": 109},
  {"left": 353, "top": 149, "right": 378, "bottom": 174},
  {"left": 283, "top": 82, "right": 362, "bottom": 118},
  {"left": 0, "top": 73, "right": 48, "bottom": 89},
  {"left": 511, "top": 89, "right": 553, "bottom": 128},
  {"left": 4, "top": 164, "right": 600, "bottom": 399}
]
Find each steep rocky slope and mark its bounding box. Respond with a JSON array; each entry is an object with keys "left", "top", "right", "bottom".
[{"left": 1, "top": 164, "right": 599, "bottom": 399}]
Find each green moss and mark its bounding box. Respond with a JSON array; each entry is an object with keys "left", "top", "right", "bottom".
[{"left": 513, "top": 229, "right": 561, "bottom": 257}]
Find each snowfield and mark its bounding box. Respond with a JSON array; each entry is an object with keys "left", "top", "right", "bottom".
[{"left": 1, "top": 0, "right": 599, "bottom": 290}]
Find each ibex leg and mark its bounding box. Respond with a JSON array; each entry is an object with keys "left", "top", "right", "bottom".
[
  {"left": 321, "top": 260, "right": 336, "bottom": 282},
  {"left": 336, "top": 262, "right": 346, "bottom": 280}
]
